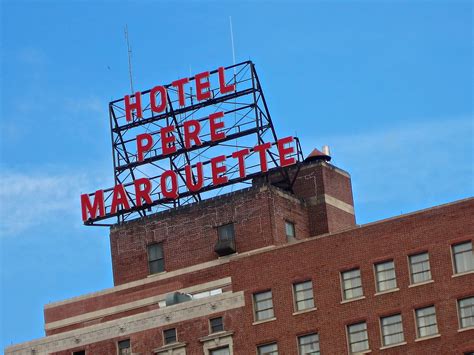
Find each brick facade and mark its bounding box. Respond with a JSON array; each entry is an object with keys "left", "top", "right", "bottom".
[{"left": 5, "top": 159, "right": 474, "bottom": 355}]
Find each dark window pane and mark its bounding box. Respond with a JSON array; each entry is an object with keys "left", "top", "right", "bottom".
[
  {"left": 118, "top": 339, "right": 131, "bottom": 355},
  {"left": 147, "top": 244, "right": 164, "bottom": 274},
  {"left": 73, "top": 351, "right": 85, "bottom": 355},
  {"left": 118, "top": 339, "right": 130, "bottom": 349},
  {"left": 210, "top": 317, "right": 224, "bottom": 332},
  {"left": 149, "top": 259, "right": 164, "bottom": 274},
  {"left": 218, "top": 224, "right": 235, "bottom": 241},
  {"left": 164, "top": 328, "right": 177, "bottom": 344},
  {"left": 148, "top": 243, "right": 163, "bottom": 261}
]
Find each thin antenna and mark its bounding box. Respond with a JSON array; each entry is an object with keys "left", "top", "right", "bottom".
[
  {"left": 229, "top": 16, "right": 238, "bottom": 192},
  {"left": 124, "top": 25, "right": 134, "bottom": 93},
  {"left": 229, "top": 17, "right": 236, "bottom": 70}
]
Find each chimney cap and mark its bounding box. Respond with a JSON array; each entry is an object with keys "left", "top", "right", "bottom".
[{"left": 305, "top": 148, "right": 331, "bottom": 162}]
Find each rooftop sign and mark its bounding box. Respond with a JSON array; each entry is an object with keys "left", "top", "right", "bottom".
[{"left": 81, "top": 61, "right": 303, "bottom": 225}]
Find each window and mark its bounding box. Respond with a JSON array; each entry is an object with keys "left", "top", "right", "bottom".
[
  {"left": 258, "top": 342, "right": 278, "bottom": 355},
  {"left": 375, "top": 260, "right": 397, "bottom": 292},
  {"left": 147, "top": 243, "right": 164, "bottom": 274},
  {"left": 210, "top": 347, "right": 230, "bottom": 355},
  {"left": 452, "top": 241, "right": 474, "bottom": 274},
  {"left": 253, "top": 290, "right": 274, "bottom": 321},
  {"left": 380, "top": 314, "right": 404, "bottom": 346},
  {"left": 293, "top": 281, "right": 315, "bottom": 311},
  {"left": 118, "top": 339, "right": 131, "bottom": 355},
  {"left": 163, "top": 328, "right": 177, "bottom": 344},
  {"left": 415, "top": 305, "right": 438, "bottom": 338},
  {"left": 193, "top": 288, "right": 223, "bottom": 299},
  {"left": 341, "top": 269, "right": 363, "bottom": 300},
  {"left": 210, "top": 316, "right": 224, "bottom": 333},
  {"left": 458, "top": 296, "right": 474, "bottom": 329},
  {"left": 285, "top": 221, "right": 295, "bottom": 240},
  {"left": 215, "top": 223, "right": 236, "bottom": 256},
  {"left": 73, "top": 351, "right": 85, "bottom": 355},
  {"left": 409, "top": 252, "right": 432, "bottom": 284},
  {"left": 218, "top": 223, "right": 235, "bottom": 242},
  {"left": 298, "top": 333, "right": 320, "bottom": 355},
  {"left": 347, "top": 322, "right": 369, "bottom": 353}
]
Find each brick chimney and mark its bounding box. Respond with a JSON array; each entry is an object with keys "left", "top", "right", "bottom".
[
  {"left": 290, "top": 148, "right": 356, "bottom": 236},
  {"left": 262, "top": 147, "right": 356, "bottom": 237}
]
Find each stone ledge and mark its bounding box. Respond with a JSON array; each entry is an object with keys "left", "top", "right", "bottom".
[
  {"left": 45, "top": 277, "right": 232, "bottom": 331},
  {"left": 6, "top": 292, "right": 245, "bottom": 355}
]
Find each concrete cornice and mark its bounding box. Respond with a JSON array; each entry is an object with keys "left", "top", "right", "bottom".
[
  {"left": 7, "top": 292, "right": 245, "bottom": 355},
  {"left": 45, "top": 278, "right": 232, "bottom": 331}
]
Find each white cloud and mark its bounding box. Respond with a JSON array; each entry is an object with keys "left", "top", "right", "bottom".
[
  {"left": 301, "top": 116, "right": 474, "bottom": 205},
  {"left": 0, "top": 169, "right": 110, "bottom": 237}
]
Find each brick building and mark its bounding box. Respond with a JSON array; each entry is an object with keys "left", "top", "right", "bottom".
[{"left": 5, "top": 155, "right": 474, "bottom": 355}]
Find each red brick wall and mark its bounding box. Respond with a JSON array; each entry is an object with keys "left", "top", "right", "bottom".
[
  {"left": 109, "top": 184, "right": 311, "bottom": 286},
  {"left": 48, "top": 198, "right": 473, "bottom": 354},
  {"left": 291, "top": 161, "right": 356, "bottom": 235},
  {"left": 109, "top": 160, "right": 355, "bottom": 286}
]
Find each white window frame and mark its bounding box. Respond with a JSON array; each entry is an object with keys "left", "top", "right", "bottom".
[
  {"left": 297, "top": 333, "right": 320, "bottom": 355},
  {"left": 414, "top": 305, "right": 439, "bottom": 338},
  {"left": 457, "top": 296, "right": 474, "bottom": 329},
  {"left": 253, "top": 290, "right": 275, "bottom": 322},
  {"left": 340, "top": 268, "right": 364, "bottom": 301},
  {"left": 451, "top": 241, "right": 474, "bottom": 275},
  {"left": 346, "top": 321, "right": 370, "bottom": 354},
  {"left": 408, "top": 252, "right": 432, "bottom": 285},
  {"left": 257, "top": 342, "right": 278, "bottom": 355},
  {"left": 374, "top": 260, "right": 398, "bottom": 293},
  {"left": 379, "top": 313, "right": 404, "bottom": 347},
  {"left": 292, "top": 280, "right": 315, "bottom": 312}
]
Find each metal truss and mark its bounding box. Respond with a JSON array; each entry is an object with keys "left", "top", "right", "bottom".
[{"left": 85, "top": 61, "right": 304, "bottom": 226}]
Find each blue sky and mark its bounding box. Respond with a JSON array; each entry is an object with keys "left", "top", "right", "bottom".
[{"left": 0, "top": 0, "right": 472, "bottom": 350}]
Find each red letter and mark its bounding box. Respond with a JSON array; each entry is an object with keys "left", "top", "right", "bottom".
[
  {"left": 111, "top": 184, "right": 131, "bottom": 214},
  {"left": 277, "top": 136, "right": 296, "bottom": 167},
  {"left": 254, "top": 142, "right": 272, "bottom": 172},
  {"left": 134, "top": 178, "right": 152, "bottom": 207},
  {"left": 136, "top": 133, "right": 153, "bottom": 162},
  {"left": 81, "top": 190, "right": 105, "bottom": 222},
  {"left": 232, "top": 148, "right": 250, "bottom": 178},
  {"left": 183, "top": 120, "right": 202, "bottom": 148},
  {"left": 185, "top": 162, "right": 204, "bottom": 192},
  {"left": 211, "top": 155, "right": 228, "bottom": 185},
  {"left": 218, "top": 67, "right": 235, "bottom": 94},
  {"left": 161, "top": 125, "right": 176, "bottom": 155},
  {"left": 209, "top": 111, "right": 226, "bottom": 142},
  {"left": 195, "top": 71, "right": 211, "bottom": 101},
  {"left": 171, "top": 78, "right": 189, "bottom": 106},
  {"left": 150, "top": 86, "right": 167, "bottom": 113},
  {"left": 124, "top": 92, "right": 142, "bottom": 122},
  {"left": 161, "top": 170, "right": 178, "bottom": 199}
]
